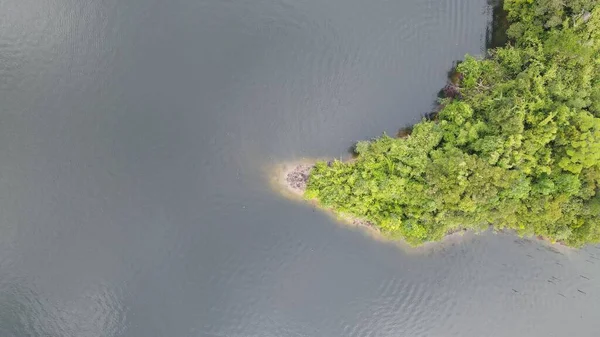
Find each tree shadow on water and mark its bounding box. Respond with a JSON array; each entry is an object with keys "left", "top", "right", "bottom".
[
  {"left": 423, "top": 0, "right": 509, "bottom": 125},
  {"left": 486, "top": 0, "right": 509, "bottom": 49},
  {"left": 348, "top": 1, "right": 510, "bottom": 149}
]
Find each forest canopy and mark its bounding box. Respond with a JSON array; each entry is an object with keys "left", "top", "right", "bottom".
[{"left": 304, "top": 0, "right": 600, "bottom": 247}]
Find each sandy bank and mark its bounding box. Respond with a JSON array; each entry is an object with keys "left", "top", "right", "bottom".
[
  {"left": 269, "top": 159, "right": 317, "bottom": 199},
  {"left": 269, "top": 159, "right": 381, "bottom": 234},
  {"left": 268, "top": 159, "right": 572, "bottom": 253}
]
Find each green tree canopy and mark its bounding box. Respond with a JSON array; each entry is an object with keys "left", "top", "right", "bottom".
[{"left": 305, "top": 0, "right": 600, "bottom": 247}]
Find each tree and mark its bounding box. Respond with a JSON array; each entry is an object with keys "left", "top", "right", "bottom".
[{"left": 304, "top": 0, "right": 600, "bottom": 247}]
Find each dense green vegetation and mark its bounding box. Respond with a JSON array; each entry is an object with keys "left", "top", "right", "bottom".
[{"left": 305, "top": 0, "right": 600, "bottom": 247}]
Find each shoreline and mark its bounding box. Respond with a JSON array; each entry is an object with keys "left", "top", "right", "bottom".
[
  {"left": 269, "top": 159, "right": 472, "bottom": 252},
  {"left": 269, "top": 159, "right": 383, "bottom": 233},
  {"left": 269, "top": 159, "right": 575, "bottom": 252}
]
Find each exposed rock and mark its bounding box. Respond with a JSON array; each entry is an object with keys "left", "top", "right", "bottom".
[
  {"left": 352, "top": 218, "right": 379, "bottom": 232},
  {"left": 583, "top": 11, "right": 592, "bottom": 23},
  {"left": 285, "top": 164, "right": 313, "bottom": 192}
]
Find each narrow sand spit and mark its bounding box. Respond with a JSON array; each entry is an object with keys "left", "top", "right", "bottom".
[
  {"left": 269, "top": 159, "right": 317, "bottom": 199},
  {"left": 282, "top": 163, "right": 312, "bottom": 196},
  {"left": 268, "top": 160, "right": 570, "bottom": 253},
  {"left": 269, "top": 159, "right": 384, "bottom": 239},
  {"left": 268, "top": 159, "right": 473, "bottom": 253}
]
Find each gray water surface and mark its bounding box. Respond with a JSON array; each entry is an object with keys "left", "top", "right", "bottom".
[{"left": 1, "top": 0, "right": 599, "bottom": 336}]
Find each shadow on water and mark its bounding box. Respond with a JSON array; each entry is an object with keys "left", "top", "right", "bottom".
[
  {"left": 423, "top": 0, "right": 509, "bottom": 129},
  {"left": 486, "top": 0, "right": 509, "bottom": 49},
  {"left": 342, "top": 0, "right": 510, "bottom": 155}
]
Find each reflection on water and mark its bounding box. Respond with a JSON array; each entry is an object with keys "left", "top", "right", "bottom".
[{"left": 0, "top": 0, "right": 599, "bottom": 336}]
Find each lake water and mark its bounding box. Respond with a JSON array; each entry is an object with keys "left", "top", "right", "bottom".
[{"left": 0, "top": 0, "right": 599, "bottom": 336}]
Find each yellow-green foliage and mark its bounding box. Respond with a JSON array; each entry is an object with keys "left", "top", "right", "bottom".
[{"left": 305, "top": 0, "right": 600, "bottom": 247}]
